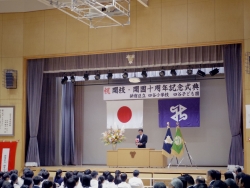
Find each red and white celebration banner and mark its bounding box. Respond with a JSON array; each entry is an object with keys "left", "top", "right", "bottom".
[
  {"left": 0, "top": 141, "right": 18, "bottom": 172},
  {"left": 107, "top": 100, "right": 143, "bottom": 129}
]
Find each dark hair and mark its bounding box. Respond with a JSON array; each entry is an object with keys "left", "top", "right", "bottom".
[
  {"left": 224, "top": 171, "right": 234, "bottom": 180},
  {"left": 236, "top": 167, "right": 242, "bottom": 173},
  {"left": 138, "top": 129, "right": 143, "bottom": 132},
  {"left": 0, "top": 179, "right": 4, "bottom": 188},
  {"left": 55, "top": 170, "right": 62, "bottom": 181},
  {"left": 195, "top": 176, "right": 205, "bottom": 184},
  {"left": 84, "top": 169, "right": 91, "bottom": 175},
  {"left": 114, "top": 170, "right": 121, "bottom": 185},
  {"left": 3, "top": 182, "right": 14, "bottom": 188},
  {"left": 23, "top": 178, "right": 33, "bottom": 186},
  {"left": 224, "top": 178, "right": 238, "bottom": 188},
  {"left": 91, "top": 171, "right": 98, "bottom": 179},
  {"left": 196, "top": 183, "right": 208, "bottom": 188},
  {"left": 3, "top": 173, "right": 10, "bottom": 180},
  {"left": 80, "top": 175, "right": 91, "bottom": 187},
  {"left": 182, "top": 174, "right": 194, "bottom": 185},
  {"left": 241, "top": 175, "right": 250, "bottom": 188},
  {"left": 42, "top": 171, "right": 50, "bottom": 180},
  {"left": 177, "top": 176, "right": 187, "bottom": 188},
  {"left": 120, "top": 173, "right": 127, "bottom": 182},
  {"left": 153, "top": 182, "right": 166, "bottom": 188},
  {"left": 33, "top": 176, "right": 42, "bottom": 185},
  {"left": 215, "top": 170, "right": 221, "bottom": 180},
  {"left": 24, "top": 170, "right": 34, "bottom": 178},
  {"left": 236, "top": 172, "right": 245, "bottom": 181},
  {"left": 10, "top": 174, "right": 18, "bottom": 185},
  {"left": 67, "top": 178, "right": 76, "bottom": 188},
  {"left": 207, "top": 170, "right": 217, "bottom": 180},
  {"left": 42, "top": 181, "right": 53, "bottom": 188},
  {"left": 0, "top": 172, "right": 4, "bottom": 178},
  {"left": 133, "top": 170, "right": 139, "bottom": 177},
  {"left": 63, "top": 172, "right": 73, "bottom": 187},
  {"left": 73, "top": 171, "right": 79, "bottom": 176},
  {"left": 98, "top": 176, "right": 105, "bottom": 188},
  {"left": 108, "top": 175, "right": 114, "bottom": 183},
  {"left": 102, "top": 171, "right": 110, "bottom": 180},
  {"left": 72, "top": 175, "right": 79, "bottom": 183},
  {"left": 213, "top": 180, "right": 227, "bottom": 188}
]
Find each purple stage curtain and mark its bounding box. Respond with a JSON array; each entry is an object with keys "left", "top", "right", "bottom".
[
  {"left": 26, "top": 59, "right": 44, "bottom": 166},
  {"left": 224, "top": 44, "right": 244, "bottom": 167}
]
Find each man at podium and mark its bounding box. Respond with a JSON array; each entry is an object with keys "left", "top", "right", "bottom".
[{"left": 135, "top": 129, "right": 148, "bottom": 148}]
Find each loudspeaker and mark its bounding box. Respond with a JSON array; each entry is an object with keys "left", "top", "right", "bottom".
[{"left": 3, "top": 70, "right": 17, "bottom": 89}]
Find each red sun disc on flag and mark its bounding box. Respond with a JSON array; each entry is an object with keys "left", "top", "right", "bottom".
[{"left": 117, "top": 106, "right": 132, "bottom": 123}]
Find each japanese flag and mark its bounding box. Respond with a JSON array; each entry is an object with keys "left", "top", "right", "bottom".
[{"left": 107, "top": 100, "right": 143, "bottom": 129}]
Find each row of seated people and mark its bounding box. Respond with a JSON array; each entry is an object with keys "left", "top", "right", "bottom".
[{"left": 0, "top": 167, "right": 249, "bottom": 188}]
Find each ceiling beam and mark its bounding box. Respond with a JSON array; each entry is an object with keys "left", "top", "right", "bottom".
[{"left": 137, "top": 0, "right": 148, "bottom": 7}]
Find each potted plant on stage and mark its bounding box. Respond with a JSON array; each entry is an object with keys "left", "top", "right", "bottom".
[{"left": 101, "top": 124, "right": 126, "bottom": 150}]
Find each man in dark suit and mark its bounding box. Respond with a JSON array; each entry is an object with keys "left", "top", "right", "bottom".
[
  {"left": 182, "top": 174, "right": 195, "bottom": 188},
  {"left": 136, "top": 129, "right": 148, "bottom": 148},
  {"left": 207, "top": 170, "right": 217, "bottom": 188}
]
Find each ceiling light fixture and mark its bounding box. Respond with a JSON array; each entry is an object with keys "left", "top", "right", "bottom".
[
  {"left": 61, "top": 75, "right": 68, "bottom": 85},
  {"left": 84, "top": 72, "right": 89, "bottom": 81},
  {"left": 159, "top": 67, "right": 165, "bottom": 77},
  {"left": 95, "top": 71, "right": 100, "bottom": 80},
  {"left": 197, "top": 69, "right": 206, "bottom": 77},
  {"left": 107, "top": 72, "right": 113, "bottom": 80},
  {"left": 122, "top": 70, "right": 128, "bottom": 79},
  {"left": 141, "top": 69, "right": 147, "bottom": 78},
  {"left": 209, "top": 68, "right": 219, "bottom": 76},
  {"left": 170, "top": 69, "right": 177, "bottom": 76},
  {"left": 70, "top": 74, "right": 75, "bottom": 83}
]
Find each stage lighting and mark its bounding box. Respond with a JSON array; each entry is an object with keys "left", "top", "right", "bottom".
[
  {"left": 84, "top": 72, "right": 89, "bottom": 81},
  {"left": 197, "top": 69, "right": 206, "bottom": 77},
  {"left": 107, "top": 72, "right": 113, "bottom": 80},
  {"left": 141, "top": 69, "right": 147, "bottom": 78},
  {"left": 159, "top": 68, "right": 165, "bottom": 77},
  {"left": 70, "top": 75, "right": 75, "bottom": 83},
  {"left": 187, "top": 68, "right": 193, "bottom": 75},
  {"left": 209, "top": 68, "right": 219, "bottom": 76},
  {"left": 122, "top": 70, "right": 128, "bottom": 79},
  {"left": 95, "top": 71, "right": 100, "bottom": 80},
  {"left": 61, "top": 75, "right": 68, "bottom": 85},
  {"left": 170, "top": 69, "right": 177, "bottom": 76}
]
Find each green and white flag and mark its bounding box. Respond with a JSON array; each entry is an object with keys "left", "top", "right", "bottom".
[{"left": 171, "top": 126, "right": 184, "bottom": 158}]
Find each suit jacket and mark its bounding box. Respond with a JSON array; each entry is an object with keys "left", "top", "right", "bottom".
[
  {"left": 136, "top": 134, "right": 148, "bottom": 148},
  {"left": 208, "top": 180, "right": 215, "bottom": 188}
]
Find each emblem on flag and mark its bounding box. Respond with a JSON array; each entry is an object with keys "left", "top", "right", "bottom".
[
  {"left": 162, "top": 122, "right": 173, "bottom": 157},
  {"left": 171, "top": 126, "right": 184, "bottom": 158}
]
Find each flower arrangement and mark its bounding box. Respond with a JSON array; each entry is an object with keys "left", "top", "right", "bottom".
[{"left": 101, "top": 127, "right": 126, "bottom": 145}]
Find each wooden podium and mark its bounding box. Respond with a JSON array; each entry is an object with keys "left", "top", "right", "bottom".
[{"left": 107, "top": 148, "right": 167, "bottom": 167}]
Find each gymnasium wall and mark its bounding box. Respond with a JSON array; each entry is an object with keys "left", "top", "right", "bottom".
[{"left": 83, "top": 79, "right": 231, "bottom": 166}]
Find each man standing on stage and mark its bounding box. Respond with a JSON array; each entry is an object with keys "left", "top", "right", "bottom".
[{"left": 136, "top": 129, "right": 148, "bottom": 148}]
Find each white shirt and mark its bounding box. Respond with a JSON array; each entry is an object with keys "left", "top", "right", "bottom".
[
  {"left": 90, "top": 179, "right": 98, "bottom": 188},
  {"left": 14, "top": 184, "right": 20, "bottom": 188},
  {"left": 106, "top": 182, "right": 117, "bottom": 188},
  {"left": 118, "top": 182, "right": 131, "bottom": 188},
  {"left": 128, "top": 177, "right": 144, "bottom": 188},
  {"left": 18, "top": 178, "right": 23, "bottom": 186},
  {"left": 40, "top": 180, "right": 49, "bottom": 188},
  {"left": 140, "top": 134, "right": 143, "bottom": 140}
]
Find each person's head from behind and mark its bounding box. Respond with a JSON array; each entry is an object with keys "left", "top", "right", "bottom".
[
  {"left": 0, "top": 172, "right": 4, "bottom": 179},
  {"left": 182, "top": 174, "right": 194, "bottom": 186},
  {"left": 236, "top": 172, "right": 245, "bottom": 185},
  {"left": 215, "top": 170, "right": 221, "bottom": 180},
  {"left": 55, "top": 170, "right": 62, "bottom": 179},
  {"left": 207, "top": 170, "right": 217, "bottom": 182},
  {"left": 240, "top": 174, "right": 250, "bottom": 188},
  {"left": 195, "top": 176, "right": 205, "bottom": 185},
  {"left": 73, "top": 171, "right": 78, "bottom": 176},
  {"left": 80, "top": 175, "right": 91, "bottom": 187},
  {"left": 213, "top": 180, "right": 227, "bottom": 188},
  {"left": 84, "top": 169, "right": 91, "bottom": 175},
  {"left": 169, "top": 178, "right": 183, "bottom": 188},
  {"left": 98, "top": 176, "right": 105, "bottom": 186},
  {"left": 3, "top": 173, "right": 10, "bottom": 181},
  {"left": 177, "top": 176, "right": 187, "bottom": 188},
  {"left": 63, "top": 171, "right": 73, "bottom": 187},
  {"left": 120, "top": 173, "right": 127, "bottom": 182},
  {"left": 138, "top": 129, "right": 143, "bottom": 135},
  {"left": 42, "top": 171, "right": 50, "bottom": 180},
  {"left": 23, "top": 178, "right": 33, "bottom": 188},
  {"left": 102, "top": 171, "right": 110, "bottom": 180},
  {"left": 224, "top": 171, "right": 234, "bottom": 180},
  {"left": 108, "top": 175, "right": 114, "bottom": 183},
  {"left": 42, "top": 181, "right": 53, "bottom": 188},
  {"left": 235, "top": 167, "right": 242, "bottom": 175},
  {"left": 67, "top": 178, "right": 76, "bottom": 188},
  {"left": 10, "top": 174, "right": 18, "bottom": 184},
  {"left": 24, "top": 170, "right": 34, "bottom": 178},
  {"left": 153, "top": 182, "right": 166, "bottom": 188},
  {"left": 3, "top": 182, "right": 14, "bottom": 188},
  {"left": 33, "top": 176, "right": 42, "bottom": 186},
  {"left": 195, "top": 183, "right": 207, "bottom": 188},
  {"left": 91, "top": 171, "right": 98, "bottom": 180},
  {"left": 72, "top": 175, "right": 79, "bottom": 185},
  {"left": 224, "top": 178, "right": 238, "bottom": 188},
  {"left": 133, "top": 170, "right": 139, "bottom": 177}
]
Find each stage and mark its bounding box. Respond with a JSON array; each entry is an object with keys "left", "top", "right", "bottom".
[{"left": 30, "top": 165, "right": 228, "bottom": 186}]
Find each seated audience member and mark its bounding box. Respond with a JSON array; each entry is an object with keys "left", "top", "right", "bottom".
[
  {"left": 24, "top": 171, "right": 34, "bottom": 179},
  {"left": 235, "top": 168, "right": 242, "bottom": 176},
  {"left": 224, "top": 178, "right": 238, "bottom": 188},
  {"left": 215, "top": 171, "right": 221, "bottom": 181},
  {"left": 80, "top": 175, "right": 92, "bottom": 188},
  {"left": 117, "top": 173, "right": 131, "bottom": 188},
  {"left": 128, "top": 170, "right": 144, "bottom": 188},
  {"left": 10, "top": 174, "right": 19, "bottom": 188},
  {"left": 2, "top": 173, "right": 10, "bottom": 187},
  {"left": 153, "top": 182, "right": 166, "bottom": 188},
  {"left": 107, "top": 175, "right": 117, "bottom": 188},
  {"left": 33, "top": 176, "right": 42, "bottom": 188},
  {"left": 72, "top": 176, "right": 79, "bottom": 188},
  {"left": 182, "top": 174, "right": 194, "bottom": 188},
  {"left": 177, "top": 177, "right": 187, "bottom": 188},
  {"left": 0, "top": 172, "right": 4, "bottom": 179},
  {"left": 84, "top": 170, "right": 91, "bottom": 176},
  {"left": 239, "top": 175, "right": 250, "bottom": 188},
  {"left": 206, "top": 170, "right": 217, "bottom": 188},
  {"left": 42, "top": 181, "right": 53, "bottom": 188},
  {"left": 195, "top": 184, "right": 207, "bottom": 188},
  {"left": 194, "top": 176, "right": 205, "bottom": 187},
  {"left": 236, "top": 173, "right": 245, "bottom": 185},
  {"left": 102, "top": 172, "right": 110, "bottom": 187},
  {"left": 66, "top": 179, "right": 76, "bottom": 188},
  {"left": 90, "top": 171, "right": 98, "bottom": 188},
  {"left": 224, "top": 172, "right": 234, "bottom": 180},
  {"left": 21, "top": 178, "right": 33, "bottom": 188},
  {"left": 41, "top": 172, "right": 50, "bottom": 188},
  {"left": 60, "top": 172, "right": 73, "bottom": 188},
  {"left": 212, "top": 180, "right": 227, "bottom": 188},
  {"left": 54, "top": 170, "right": 63, "bottom": 186},
  {"left": 10, "top": 170, "right": 23, "bottom": 187},
  {"left": 73, "top": 172, "right": 78, "bottom": 176},
  {"left": 0, "top": 179, "right": 4, "bottom": 188},
  {"left": 169, "top": 178, "right": 183, "bottom": 188},
  {"left": 114, "top": 171, "right": 121, "bottom": 185},
  {"left": 98, "top": 176, "right": 105, "bottom": 188},
  {"left": 3, "top": 182, "right": 14, "bottom": 188}
]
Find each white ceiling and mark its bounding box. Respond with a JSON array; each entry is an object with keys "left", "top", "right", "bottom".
[{"left": 0, "top": 0, "right": 52, "bottom": 13}]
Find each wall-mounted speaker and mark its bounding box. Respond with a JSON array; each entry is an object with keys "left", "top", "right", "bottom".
[{"left": 3, "top": 70, "right": 17, "bottom": 89}]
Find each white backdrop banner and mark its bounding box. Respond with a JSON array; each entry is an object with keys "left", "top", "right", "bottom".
[
  {"left": 1, "top": 148, "right": 10, "bottom": 172},
  {"left": 103, "top": 82, "right": 200, "bottom": 100},
  {"left": 107, "top": 100, "right": 143, "bottom": 129}
]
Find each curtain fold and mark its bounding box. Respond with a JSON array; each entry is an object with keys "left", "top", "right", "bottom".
[
  {"left": 26, "top": 59, "right": 44, "bottom": 166},
  {"left": 61, "top": 82, "right": 75, "bottom": 165},
  {"left": 224, "top": 44, "right": 244, "bottom": 167}
]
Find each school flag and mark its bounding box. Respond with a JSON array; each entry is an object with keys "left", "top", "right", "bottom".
[
  {"left": 162, "top": 123, "right": 173, "bottom": 157},
  {"left": 171, "top": 126, "right": 184, "bottom": 158}
]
